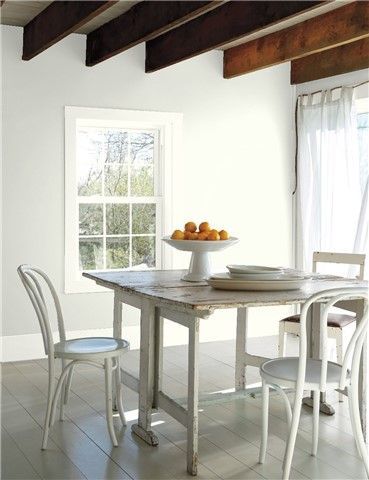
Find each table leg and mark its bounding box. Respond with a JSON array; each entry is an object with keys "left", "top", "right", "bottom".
[
  {"left": 187, "top": 319, "right": 200, "bottom": 476},
  {"left": 235, "top": 308, "right": 248, "bottom": 390},
  {"left": 303, "top": 302, "right": 335, "bottom": 415},
  {"left": 113, "top": 291, "right": 123, "bottom": 411},
  {"left": 153, "top": 310, "right": 163, "bottom": 409},
  {"left": 131, "top": 299, "right": 159, "bottom": 446}
]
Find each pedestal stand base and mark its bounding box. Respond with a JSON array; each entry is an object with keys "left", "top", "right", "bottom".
[{"left": 182, "top": 251, "right": 212, "bottom": 282}]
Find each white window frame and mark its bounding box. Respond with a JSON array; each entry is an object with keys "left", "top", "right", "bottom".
[{"left": 65, "top": 106, "right": 182, "bottom": 293}]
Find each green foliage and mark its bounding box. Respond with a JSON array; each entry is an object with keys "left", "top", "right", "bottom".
[
  {"left": 79, "top": 204, "right": 103, "bottom": 235},
  {"left": 132, "top": 237, "right": 155, "bottom": 268},
  {"left": 106, "top": 238, "right": 129, "bottom": 269},
  {"left": 106, "top": 204, "right": 129, "bottom": 235},
  {"left": 132, "top": 204, "right": 155, "bottom": 234},
  {"left": 79, "top": 239, "right": 103, "bottom": 270}
]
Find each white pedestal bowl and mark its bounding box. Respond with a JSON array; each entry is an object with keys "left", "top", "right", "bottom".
[{"left": 162, "top": 236, "right": 239, "bottom": 282}]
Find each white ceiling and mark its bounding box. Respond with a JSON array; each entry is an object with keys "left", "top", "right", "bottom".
[{"left": 0, "top": 0, "right": 141, "bottom": 34}]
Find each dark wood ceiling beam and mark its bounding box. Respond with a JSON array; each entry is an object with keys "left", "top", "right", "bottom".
[
  {"left": 291, "top": 37, "right": 369, "bottom": 84},
  {"left": 224, "top": 1, "right": 369, "bottom": 79},
  {"left": 23, "top": 1, "right": 117, "bottom": 61},
  {"left": 145, "top": 1, "right": 323, "bottom": 73},
  {"left": 86, "top": 1, "right": 224, "bottom": 67}
]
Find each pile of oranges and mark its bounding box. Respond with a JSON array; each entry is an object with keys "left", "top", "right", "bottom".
[{"left": 171, "top": 222, "right": 230, "bottom": 241}]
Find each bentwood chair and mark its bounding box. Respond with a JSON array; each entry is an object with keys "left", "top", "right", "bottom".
[
  {"left": 259, "top": 287, "right": 369, "bottom": 480},
  {"left": 279, "top": 252, "right": 366, "bottom": 401},
  {"left": 18, "top": 265, "right": 129, "bottom": 449}
]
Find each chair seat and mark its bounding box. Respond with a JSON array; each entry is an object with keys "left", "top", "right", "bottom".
[
  {"left": 54, "top": 337, "right": 129, "bottom": 359},
  {"left": 260, "top": 357, "right": 349, "bottom": 389},
  {"left": 281, "top": 313, "right": 355, "bottom": 328}
]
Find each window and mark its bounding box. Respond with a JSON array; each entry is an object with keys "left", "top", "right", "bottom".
[{"left": 65, "top": 107, "right": 182, "bottom": 293}]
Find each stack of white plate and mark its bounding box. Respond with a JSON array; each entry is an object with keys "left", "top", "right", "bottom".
[{"left": 207, "top": 265, "right": 311, "bottom": 291}]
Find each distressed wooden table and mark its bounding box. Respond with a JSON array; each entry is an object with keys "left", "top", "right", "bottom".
[{"left": 83, "top": 270, "right": 368, "bottom": 475}]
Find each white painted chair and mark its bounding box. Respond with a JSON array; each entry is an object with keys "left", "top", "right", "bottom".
[
  {"left": 259, "top": 287, "right": 369, "bottom": 480},
  {"left": 279, "top": 252, "right": 366, "bottom": 401},
  {"left": 18, "top": 265, "right": 129, "bottom": 449}
]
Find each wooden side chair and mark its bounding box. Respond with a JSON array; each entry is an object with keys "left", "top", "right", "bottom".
[
  {"left": 18, "top": 265, "right": 129, "bottom": 449},
  {"left": 260, "top": 287, "right": 369, "bottom": 480},
  {"left": 279, "top": 252, "right": 366, "bottom": 401}
]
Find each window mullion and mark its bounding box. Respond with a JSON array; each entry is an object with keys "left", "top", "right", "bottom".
[
  {"left": 129, "top": 203, "right": 133, "bottom": 268},
  {"left": 102, "top": 142, "right": 107, "bottom": 270},
  {"left": 103, "top": 201, "right": 107, "bottom": 269}
]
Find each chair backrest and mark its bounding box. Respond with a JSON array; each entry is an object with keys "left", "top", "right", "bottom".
[
  {"left": 298, "top": 287, "right": 368, "bottom": 394},
  {"left": 17, "top": 265, "right": 66, "bottom": 356},
  {"left": 312, "top": 251, "right": 365, "bottom": 280}
]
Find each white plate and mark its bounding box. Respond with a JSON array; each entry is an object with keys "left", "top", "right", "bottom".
[
  {"left": 207, "top": 273, "right": 309, "bottom": 291},
  {"left": 228, "top": 272, "right": 308, "bottom": 281},
  {"left": 227, "top": 264, "right": 284, "bottom": 274}
]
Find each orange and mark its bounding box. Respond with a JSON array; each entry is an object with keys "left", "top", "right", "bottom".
[
  {"left": 199, "top": 222, "right": 211, "bottom": 232},
  {"left": 184, "top": 221, "right": 197, "bottom": 233},
  {"left": 198, "top": 231, "right": 209, "bottom": 241},
  {"left": 219, "top": 230, "right": 230, "bottom": 240},
  {"left": 171, "top": 229, "right": 185, "bottom": 240},
  {"left": 207, "top": 229, "right": 220, "bottom": 241}
]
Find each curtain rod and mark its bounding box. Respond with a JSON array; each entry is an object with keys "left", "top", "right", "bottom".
[{"left": 297, "top": 79, "right": 369, "bottom": 98}]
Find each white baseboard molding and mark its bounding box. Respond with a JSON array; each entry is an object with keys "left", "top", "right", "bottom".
[
  {"left": 0, "top": 327, "right": 116, "bottom": 363},
  {"left": 1, "top": 316, "right": 244, "bottom": 363}
]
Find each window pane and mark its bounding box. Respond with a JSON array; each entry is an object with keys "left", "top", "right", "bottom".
[
  {"left": 104, "top": 130, "right": 129, "bottom": 196},
  {"left": 132, "top": 236, "right": 155, "bottom": 268},
  {"left": 106, "top": 238, "right": 129, "bottom": 269},
  {"left": 79, "top": 238, "right": 103, "bottom": 270},
  {"left": 130, "top": 132, "right": 154, "bottom": 196},
  {"left": 79, "top": 204, "right": 103, "bottom": 235},
  {"left": 77, "top": 128, "right": 104, "bottom": 196},
  {"left": 132, "top": 203, "right": 156, "bottom": 234},
  {"left": 104, "top": 164, "right": 128, "bottom": 196},
  {"left": 131, "top": 165, "right": 154, "bottom": 196},
  {"left": 105, "top": 130, "right": 129, "bottom": 164},
  {"left": 77, "top": 127, "right": 129, "bottom": 197},
  {"left": 106, "top": 204, "right": 129, "bottom": 235}
]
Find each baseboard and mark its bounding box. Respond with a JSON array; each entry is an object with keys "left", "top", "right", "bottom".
[
  {"left": 0, "top": 327, "right": 136, "bottom": 363},
  {"left": 1, "top": 318, "right": 240, "bottom": 363}
]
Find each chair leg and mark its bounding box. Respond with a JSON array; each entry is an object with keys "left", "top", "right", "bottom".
[
  {"left": 60, "top": 359, "right": 67, "bottom": 421},
  {"left": 279, "top": 322, "right": 287, "bottom": 357},
  {"left": 282, "top": 388, "right": 303, "bottom": 480},
  {"left": 336, "top": 330, "right": 344, "bottom": 402},
  {"left": 50, "top": 362, "right": 74, "bottom": 427},
  {"left": 41, "top": 357, "right": 55, "bottom": 450},
  {"left": 347, "top": 386, "right": 369, "bottom": 477},
  {"left": 114, "top": 357, "right": 127, "bottom": 426},
  {"left": 312, "top": 390, "right": 320, "bottom": 456},
  {"left": 64, "top": 363, "right": 75, "bottom": 405},
  {"left": 104, "top": 358, "right": 118, "bottom": 446},
  {"left": 259, "top": 380, "right": 269, "bottom": 464}
]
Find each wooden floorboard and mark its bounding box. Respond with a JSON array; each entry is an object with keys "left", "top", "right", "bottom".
[
  {"left": 1, "top": 337, "right": 366, "bottom": 480},
  {"left": 1, "top": 427, "right": 40, "bottom": 479}
]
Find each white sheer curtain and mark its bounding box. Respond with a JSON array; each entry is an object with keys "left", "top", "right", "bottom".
[{"left": 296, "top": 87, "right": 367, "bottom": 277}]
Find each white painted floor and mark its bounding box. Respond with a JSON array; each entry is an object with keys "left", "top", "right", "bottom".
[{"left": 1, "top": 336, "right": 367, "bottom": 479}]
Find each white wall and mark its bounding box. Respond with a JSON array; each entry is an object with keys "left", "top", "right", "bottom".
[{"left": 1, "top": 25, "right": 295, "bottom": 360}]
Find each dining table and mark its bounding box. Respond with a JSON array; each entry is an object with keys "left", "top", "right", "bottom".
[{"left": 83, "top": 269, "right": 368, "bottom": 475}]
